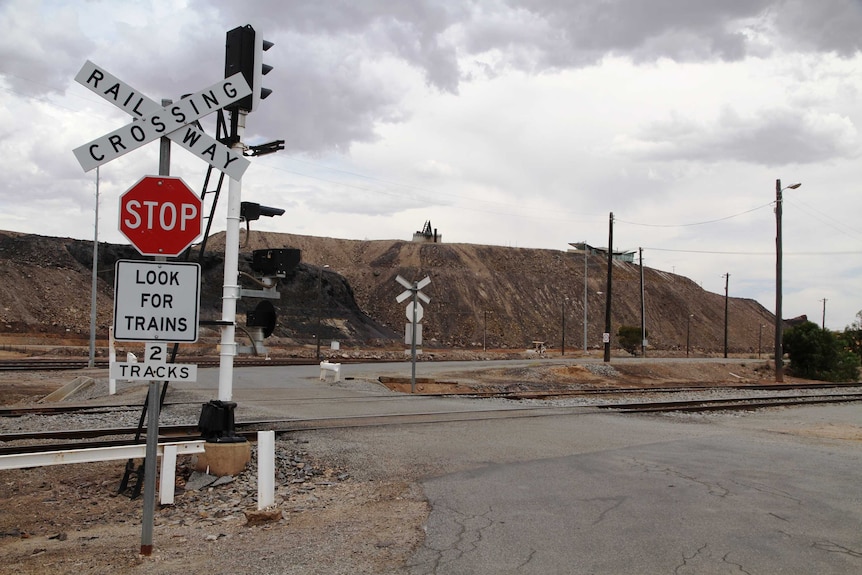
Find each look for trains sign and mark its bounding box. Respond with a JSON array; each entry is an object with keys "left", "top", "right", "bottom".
[{"left": 113, "top": 260, "right": 200, "bottom": 342}]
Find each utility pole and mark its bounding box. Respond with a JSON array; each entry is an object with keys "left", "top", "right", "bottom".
[
  {"left": 561, "top": 299, "right": 567, "bottom": 356},
  {"left": 639, "top": 247, "right": 646, "bottom": 357},
  {"left": 821, "top": 298, "right": 827, "bottom": 330},
  {"left": 603, "top": 213, "right": 613, "bottom": 362},
  {"left": 723, "top": 272, "right": 729, "bottom": 358},
  {"left": 316, "top": 265, "right": 329, "bottom": 360},
  {"left": 775, "top": 180, "right": 784, "bottom": 382},
  {"left": 775, "top": 179, "right": 801, "bottom": 382},
  {"left": 583, "top": 241, "right": 588, "bottom": 353}
]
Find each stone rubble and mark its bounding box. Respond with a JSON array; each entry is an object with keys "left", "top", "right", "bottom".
[{"left": 156, "top": 438, "right": 352, "bottom": 530}]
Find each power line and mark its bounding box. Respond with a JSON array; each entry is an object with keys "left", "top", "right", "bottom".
[
  {"left": 644, "top": 247, "right": 862, "bottom": 256},
  {"left": 616, "top": 202, "right": 773, "bottom": 228},
  {"left": 784, "top": 197, "right": 862, "bottom": 242}
]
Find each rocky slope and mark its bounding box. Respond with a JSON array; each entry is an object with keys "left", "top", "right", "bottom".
[{"left": 0, "top": 228, "right": 778, "bottom": 354}]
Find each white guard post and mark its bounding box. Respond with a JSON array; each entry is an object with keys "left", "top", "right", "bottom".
[
  {"left": 319, "top": 361, "right": 341, "bottom": 382},
  {"left": 257, "top": 431, "right": 275, "bottom": 509}
]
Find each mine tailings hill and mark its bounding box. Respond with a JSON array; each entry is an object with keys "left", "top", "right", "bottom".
[
  {"left": 0, "top": 228, "right": 776, "bottom": 353},
  {"left": 208, "top": 231, "right": 776, "bottom": 354}
]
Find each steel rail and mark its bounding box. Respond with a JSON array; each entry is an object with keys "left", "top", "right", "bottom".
[
  {"left": 3, "top": 392, "right": 862, "bottom": 456},
  {"left": 0, "top": 406, "right": 593, "bottom": 455},
  {"left": 599, "top": 394, "right": 862, "bottom": 413},
  {"left": 4, "top": 383, "right": 860, "bottom": 418}
]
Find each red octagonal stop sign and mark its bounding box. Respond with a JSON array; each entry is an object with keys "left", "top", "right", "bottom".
[{"left": 119, "top": 175, "right": 202, "bottom": 257}]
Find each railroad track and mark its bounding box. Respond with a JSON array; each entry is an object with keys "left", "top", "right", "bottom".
[
  {"left": 2, "top": 391, "right": 861, "bottom": 457},
  {"left": 0, "top": 357, "right": 320, "bottom": 371},
  {"left": 597, "top": 392, "right": 862, "bottom": 413},
  {"left": 3, "top": 382, "right": 859, "bottom": 418}
]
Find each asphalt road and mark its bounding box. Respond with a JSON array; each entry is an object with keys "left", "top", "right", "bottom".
[
  {"left": 182, "top": 361, "right": 862, "bottom": 574},
  {"left": 410, "top": 408, "right": 861, "bottom": 574},
  {"left": 303, "top": 404, "right": 861, "bottom": 575}
]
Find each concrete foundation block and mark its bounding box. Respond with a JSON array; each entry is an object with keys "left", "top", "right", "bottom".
[{"left": 195, "top": 441, "right": 251, "bottom": 477}]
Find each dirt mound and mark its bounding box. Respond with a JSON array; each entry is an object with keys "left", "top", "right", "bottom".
[{"left": 0, "top": 229, "right": 778, "bottom": 354}]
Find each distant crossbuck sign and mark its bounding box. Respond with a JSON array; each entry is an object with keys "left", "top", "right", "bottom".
[{"left": 72, "top": 60, "right": 251, "bottom": 179}]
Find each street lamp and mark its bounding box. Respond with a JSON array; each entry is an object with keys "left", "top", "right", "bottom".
[
  {"left": 583, "top": 241, "right": 588, "bottom": 353},
  {"left": 316, "top": 264, "right": 330, "bottom": 360},
  {"left": 758, "top": 324, "right": 765, "bottom": 359},
  {"left": 483, "top": 310, "right": 492, "bottom": 351},
  {"left": 775, "top": 179, "right": 801, "bottom": 382},
  {"left": 561, "top": 298, "right": 569, "bottom": 356},
  {"left": 686, "top": 314, "right": 694, "bottom": 358}
]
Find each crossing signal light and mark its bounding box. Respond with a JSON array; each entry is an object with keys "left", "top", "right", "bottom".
[
  {"left": 247, "top": 300, "right": 277, "bottom": 338},
  {"left": 225, "top": 24, "right": 273, "bottom": 112}
]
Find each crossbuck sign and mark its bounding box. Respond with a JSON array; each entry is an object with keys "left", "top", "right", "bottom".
[{"left": 72, "top": 61, "right": 251, "bottom": 179}]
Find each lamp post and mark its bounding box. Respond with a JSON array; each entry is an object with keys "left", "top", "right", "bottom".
[
  {"left": 758, "top": 324, "right": 765, "bottom": 359},
  {"left": 561, "top": 298, "right": 569, "bottom": 356},
  {"left": 583, "top": 241, "right": 588, "bottom": 352},
  {"left": 483, "top": 310, "right": 492, "bottom": 351},
  {"left": 603, "top": 213, "right": 614, "bottom": 363},
  {"left": 723, "top": 273, "right": 729, "bottom": 358},
  {"left": 686, "top": 314, "right": 694, "bottom": 358},
  {"left": 316, "top": 264, "right": 329, "bottom": 360},
  {"left": 775, "top": 179, "right": 801, "bottom": 382}
]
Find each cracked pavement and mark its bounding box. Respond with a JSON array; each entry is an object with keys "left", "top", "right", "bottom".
[{"left": 399, "top": 405, "right": 861, "bottom": 574}]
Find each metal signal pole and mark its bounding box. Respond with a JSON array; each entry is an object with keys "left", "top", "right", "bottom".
[
  {"left": 603, "top": 213, "right": 613, "bottom": 362},
  {"left": 639, "top": 247, "right": 646, "bottom": 357},
  {"left": 723, "top": 272, "right": 729, "bottom": 358}
]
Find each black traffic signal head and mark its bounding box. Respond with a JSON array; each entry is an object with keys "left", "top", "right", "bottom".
[
  {"left": 241, "top": 201, "right": 285, "bottom": 221},
  {"left": 247, "top": 300, "right": 277, "bottom": 338},
  {"left": 250, "top": 248, "right": 301, "bottom": 276},
  {"left": 225, "top": 24, "right": 273, "bottom": 112}
]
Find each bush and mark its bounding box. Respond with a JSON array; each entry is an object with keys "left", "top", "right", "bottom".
[
  {"left": 784, "top": 321, "right": 859, "bottom": 382},
  {"left": 617, "top": 325, "right": 646, "bottom": 356}
]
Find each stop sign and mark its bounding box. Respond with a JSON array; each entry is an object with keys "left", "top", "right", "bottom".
[{"left": 119, "top": 175, "right": 202, "bottom": 257}]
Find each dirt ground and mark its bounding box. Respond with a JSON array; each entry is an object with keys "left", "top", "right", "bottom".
[
  {"left": 379, "top": 358, "right": 789, "bottom": 394},
  {"left": 0, "top": 361, "right": 431, "bottom": 574},
  {"left": 0, "top": 355, "right": 834, "bottom": 574}
]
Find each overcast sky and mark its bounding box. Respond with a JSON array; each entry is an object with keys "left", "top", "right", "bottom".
[{"left": 2, "top": 0, "right": 862, "bottom": 330}]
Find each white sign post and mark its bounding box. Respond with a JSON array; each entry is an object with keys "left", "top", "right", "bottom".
[
  {"left": 395, "top": 275, "right": 431, "bottom": 393},
  {"left": 72, "top": 56, "right": 250, "bottom": 559}
]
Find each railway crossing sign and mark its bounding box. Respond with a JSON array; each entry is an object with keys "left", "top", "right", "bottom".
[
  {"left": 396, "top": 275, "right": 431, "bottom": 304},
  {"left": 72, "top": 60, "right": 251, "bottom": 179},
  {"left": 407, "top": 302, "right": 424, "bottom": 322},
  {"left": 113, "top": 260, "right": 200, "bottom": 342},
  {"left": 119, "top": 175, "right": 202, "bottom": 257},
  {"left": 395, "top": 275, "right": 431, "bottom": 392}
]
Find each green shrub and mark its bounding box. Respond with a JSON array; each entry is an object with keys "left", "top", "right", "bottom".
[
  {"left": 617, "top": 325, "right": 646, "bottom": 356},
  {"left": 784, "top": 321, "right": 859, "bottom": 382}
]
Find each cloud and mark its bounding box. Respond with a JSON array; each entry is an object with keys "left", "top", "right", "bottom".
[
  {"left": 0, "top": 1, "right": 94, "bottom": 96},
  {"left": 621, "top": 106, "right": 859, "bottom": 165},
  {"left": 775, "top": 0, "right": 862, "bottom": 56}
]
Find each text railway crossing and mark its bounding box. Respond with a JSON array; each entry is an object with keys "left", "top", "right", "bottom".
[{"left": 72, "top": 60, "right": 251, "bottom": 180}]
